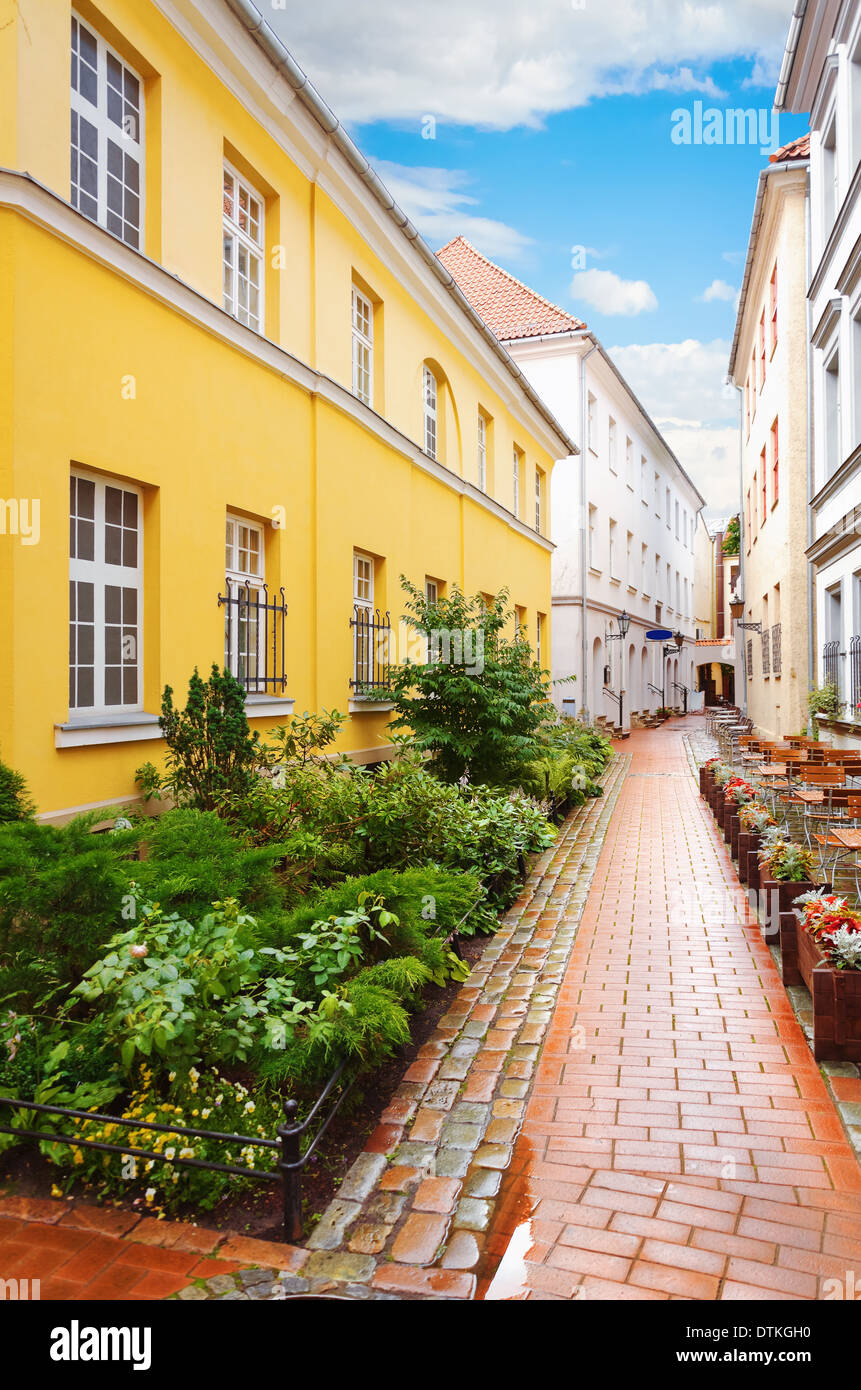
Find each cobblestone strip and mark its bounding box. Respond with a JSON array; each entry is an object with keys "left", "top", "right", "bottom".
[{"left": 294, "top": 753, "right": 631, "bottom": 1300}]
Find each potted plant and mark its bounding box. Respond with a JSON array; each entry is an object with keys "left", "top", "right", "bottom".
[
  {"left": 757, "top": 836, "right": 818, "bottom": 938},
  {"left": 780, "top": 893, "right": 861, "bottom": 1061},
  {"left": 737, "top": 803, "right": 775, "bottom": 887},
  {"left": 708, "top": 762, "right": 733, "bottom": 821},
  {"left": 699, "top": 756, "right": 721, "bottom": 799},
  {"left": 723, "top": 778, "right": 757, "bottom": 850}
]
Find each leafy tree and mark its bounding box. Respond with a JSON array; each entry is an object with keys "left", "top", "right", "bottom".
[
  {"left": 722, "top": 517, "right": 740, "bottom": 555},
  {"left": 387, "top": 579, "right": 555, "bottom": 784},
  {"left": 137, "top": 665, "right": 261, "bottom": 811}
]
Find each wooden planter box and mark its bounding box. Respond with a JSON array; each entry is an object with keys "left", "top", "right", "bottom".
[
  {"left": 728, "top": 813, "right": 740, "bottom": 858},
  {"left": 699, "top": 767, "right": 711, "bottom": 798},
  {"left": 723, "top": 802, "right": 740, "bottom": 846},
  {"left": 758, "top": 873, "right": 815, "bottom": 941},
  {"left": 738, "top": 830, "right": 753, "bottom": 884},
  {"left": 780, "top": 911, "right": 861, "bottom": 1062}
]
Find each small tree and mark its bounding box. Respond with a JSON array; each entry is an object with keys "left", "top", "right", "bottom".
[
  {"left": 0, "top": 759, "right": 34, "bottom": 823},
  {"left": 722, "top": 517, "right": 740, "bottom": 555},
  {"left": 388, "top": 579, "right": 554, "bottom": 784},
  {"left": 138, "top": 666, "right": 261, "bottom": 811}
]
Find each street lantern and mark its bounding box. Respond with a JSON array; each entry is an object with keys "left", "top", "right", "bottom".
[
  {"left": 728, "top": 590, "right": 761, "bottom": 633},
  {"left": 672, "top": 629, "right": 684, "bottom": 651},
  {"left": 618, "top": 609, "right": 630, "bottom": 638}
]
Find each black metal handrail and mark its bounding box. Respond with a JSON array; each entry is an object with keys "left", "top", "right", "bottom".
[
  {"left": 350, "top": 605, "right": 392, "bottom": 693},
  {"left": 0, "top": 1063, "right": 351, "bottom": 1242},
  {"left": 218, "top": 580, "right": 288, "bottom": 694}
]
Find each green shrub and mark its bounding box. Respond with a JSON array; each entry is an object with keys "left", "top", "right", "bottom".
[
  {"left": 137, "top": 665, "right": 261, "bottom": 811},
  {"left": 132, "top": 808, "right": 287, "bottom": 918},
  {"left": 0, "top": 817, "right": 135, "bottom": 985},
  {"left": 0, "top": 760, "right": 34, "bottom": 823}
]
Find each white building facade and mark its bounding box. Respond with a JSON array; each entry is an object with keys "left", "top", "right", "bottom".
[
  {"left": 776, "top": 0, "right": 861, "bottom": 746},
  {"left": 437, "top": 236, "right": 705, "bottom": 728},
  {"left": 511, "top": 336, "right": 705, "bottom": 725}
]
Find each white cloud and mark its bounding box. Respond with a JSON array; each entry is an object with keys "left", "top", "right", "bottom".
[
  {"left": 571, "top": 268, "right": 658, "bottom": 316},
  {"left": 700, "top": 279, "right": 737, "bottom": 302},
  {"left": 722, "top": 250, "right": 746, "bottom": 266},
  {"left": 606, "top": 338, "right": 738, "bottom": 516},
  {"left": 267, "top": 0, "right": 793, "bottom": 128},
  {"left": 367, "top": 161, "right": 531, "bottom": 262}
]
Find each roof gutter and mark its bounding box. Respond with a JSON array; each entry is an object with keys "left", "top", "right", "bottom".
[
  {"left": 727, "top": 157, "right": 809, "bottom": 381},
  {"left": 774, "top": 0, "right": 808, "bottom": 112},
  {"left": 223, "top": 0, "right": 577, "bottom": 458}
]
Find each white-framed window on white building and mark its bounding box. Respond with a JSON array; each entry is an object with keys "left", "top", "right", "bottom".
[
  {"left": 665, "top": 486, "right": 671, "bottom": 527},
  {"left": 654, "top": 471, "right": 661, "bottom": 514},
  {"left": 70, "top": 13, "right": 144, "bottom": 249},
  {"left": 641, "top": 542, "right": 648, "bottom": 594},
  {"left": 609, "top": 519, "right": 618, "bottom": 579},
  {"left": 423, "top": 366, "right": 438, "bottom": 459},
  {"left": 587, "top": 393, "right": 597, "bottom": 452},
  {"left": 822, "top": 116, "right": 838, "bottom": 240},
  {"left": 69, "top": 470, "right": 142, "bottom": 715},
  {"left": 825, "top": 343, "right": 842, "bottom": 478},
  {"left": 675, "top": 500, "right": 680, "bottom": 539},
  {"left": 223, "top": 163, "right": 264, "bottom": 332},
  {"left": 224, "top": 515, "right": 266, "bottom": 689},
  {"left": 588, "top": 504, "right": 597, "bottom": 570},
  {"left": 625, "top": 436, "right": 634, "bottom": 490},
  {"left": 477, "top": 412, "right": 487, "bottom": 492},
  {"left": 351, "top": 286, "right": 373, "bottom": 406},
  {"left": 608, "top": 417, "right": 617, "bottom": 473},
  {"left": 640, "top": 454, "right": 648, "bottom": 503}
]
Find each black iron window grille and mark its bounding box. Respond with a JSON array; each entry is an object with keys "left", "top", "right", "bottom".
[
  {"left": 761, "top": 629, "right": 770, "bottom": 676},
  {"left": 350, "top": 605, "right": 392, "bottom": 692},
  {"left": 771, "top": 622, "right": 782, "bottom": 676},
  {"left": 850, "top": 634, "right": 861, "bottom": 712},
  {"left": 746, "top": 638, "right": 753, "bottom": 679},
  {"left": 218, "top": 579, "right": 287, "bottom": 693},
  {"left": 823, "top": 639, "right": 840, "bottom": 692}
]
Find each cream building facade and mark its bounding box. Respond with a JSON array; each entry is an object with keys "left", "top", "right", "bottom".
[{"left": 728, "top": 137, "right": 811, "bottom": 740}]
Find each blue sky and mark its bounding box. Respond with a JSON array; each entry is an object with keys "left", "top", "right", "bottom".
[{"left": 268, "top": 0, "right": 810, "bottom": 516}]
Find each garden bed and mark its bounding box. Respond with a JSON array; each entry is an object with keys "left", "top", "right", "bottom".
[{"left": 0, "top": 930, "right": 493, "bottom": 1241}]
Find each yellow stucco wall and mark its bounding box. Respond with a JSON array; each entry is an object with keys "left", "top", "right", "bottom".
[{"left": 1, "top": 0, "right": 562, "bottom": 818}]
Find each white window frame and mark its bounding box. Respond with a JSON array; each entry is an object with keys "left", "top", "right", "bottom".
[
  {"left": 425, "top": 577, "right": 439, "bottom": 606},
  {"left": 69, "top": 468, "right": 143, "bottom": 718},
  {"left": 423, "top": 366, "right": 438, "bottom": 459},
  {"left": 477, "top": 413, "right": 487, "bottom": 492},
  {"left": 513, "top": 447, "right": 521, "bottom": 516},
  {"left": 535, "top": 467, "right": 542, "bottom": 534},
  {"left": 223, "top": 160, "right": 265, "bottom": 332},
  {"left": 608, "top": 417, "right": 617, "bottom": 473},
  {"left": 70, "top": 12, "right": 145, "bottom": 249},
  {"left": 353, "top": 551, "right": 374, "bottom": 610},
  {"left": 351, "top": 286, "right": 374, "bottom": 406},
  {"left": 587, "top": 393, "right": 597, "bottom": 452},
  {"left": 224, "top": 514, "right": 266, "bottom": 688},
  {"left": 536, "top": 613, "right": 543, "bottom": 669}
]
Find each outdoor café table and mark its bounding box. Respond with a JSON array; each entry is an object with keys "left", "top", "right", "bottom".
[{"left": 819, "top": 825, "right": 861, "bottom": 879}]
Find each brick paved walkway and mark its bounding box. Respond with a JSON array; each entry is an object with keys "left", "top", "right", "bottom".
[
  {"left": 478, "top": 722, "right": 861, "bottom": 1300},
  {"left": 0, "top": 1196, "right": 308, "bottom": 1300}
]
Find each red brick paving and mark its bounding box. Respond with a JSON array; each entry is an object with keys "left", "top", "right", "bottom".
[
  {"left": 0, "top": 1195, "right": 307, "bottom": 1300},
  {"left": 479, "top": 724, "right": 861, "bottom": 1300}
]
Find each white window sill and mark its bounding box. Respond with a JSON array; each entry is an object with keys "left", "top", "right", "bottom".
[
  {"left": 348, "top": 698, "right": 395, "bottom": 714},
  {"left": 244, "top": 694, "right": 296, "bottom": 718},
  {"left": 55, "top": 714, "right": 162, "bottom": 748}
]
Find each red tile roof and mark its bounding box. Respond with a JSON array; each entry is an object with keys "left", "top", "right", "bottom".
[
  {"left": 769, "top": 133, "right": 810, "bottom": 163},
  {"left": 436, "top": 236, "right": 586, "bottom": 342}
]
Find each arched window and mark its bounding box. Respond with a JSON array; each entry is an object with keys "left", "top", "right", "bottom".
[{"left": 423, "top": 365, "right": 438, "bottom": 459}]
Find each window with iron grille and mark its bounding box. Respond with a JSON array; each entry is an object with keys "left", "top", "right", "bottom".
[
  {"left": 771, "top": 623, "right": 782, "bottom": 676},
  {"left": 71, "top": 14, "right": 144, "bottom": 249},
  {"left": 850, "top": 634, "right": 861, "bottom": 712},
  {"left": 823, "top": 640, "right": 840, "bottom": 691},
  {"left": 220, "top": 516, "right": 287, "bottom": 693},
  {"left": 351, "top": 551, "right": 390, "bottom": 692},
  {"left": 69, "top": 471, "right": 142, "bottom": 715},
  {"left": 761, "top": 628, "right": 770, "bottom": 676},
  {"left": 747, "top": 639, "right": 753, "bottom": 679}
]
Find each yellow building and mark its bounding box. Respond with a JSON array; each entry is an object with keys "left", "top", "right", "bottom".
[{"left": 0, "top": 0, "right": 574, "bottom": 821}]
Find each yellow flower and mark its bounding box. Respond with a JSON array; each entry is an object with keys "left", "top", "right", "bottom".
[{"left": 51, "top": 1184, "right": 63, "bottom": 1199}]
